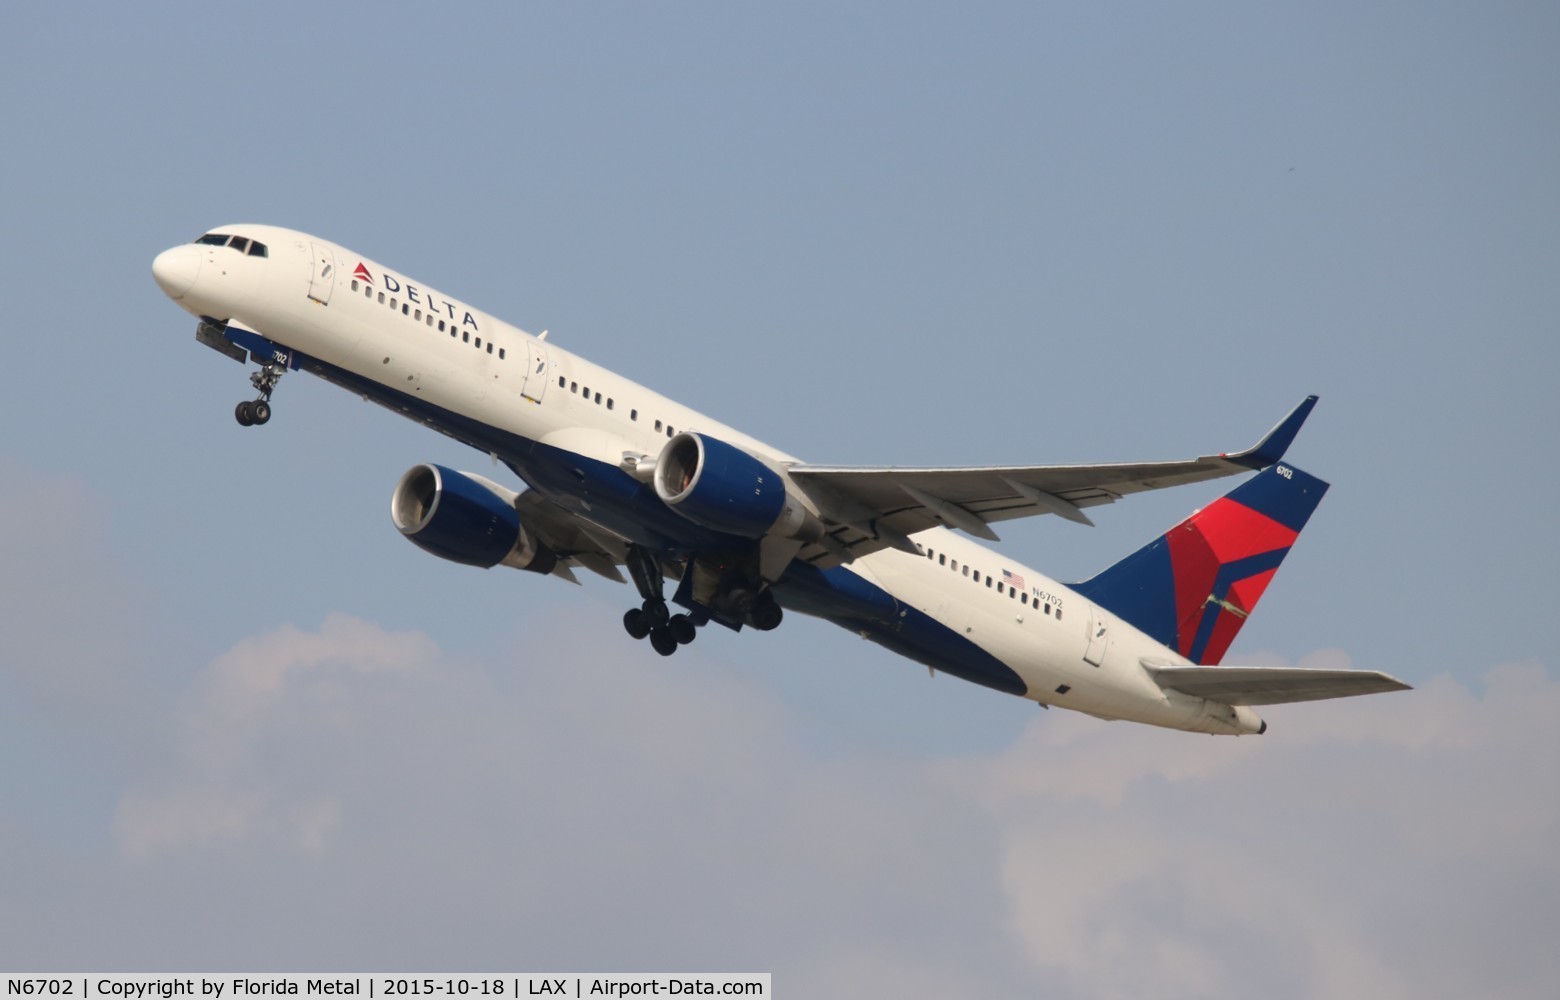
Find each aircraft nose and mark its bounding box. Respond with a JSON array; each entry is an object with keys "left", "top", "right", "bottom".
[{"left": 152, "top": 245, "right": 201, "bottom": 299}]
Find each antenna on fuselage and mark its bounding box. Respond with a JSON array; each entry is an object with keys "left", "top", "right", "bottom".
[{"left": 537, "top": 330, "right": 549, "bottom": 341}]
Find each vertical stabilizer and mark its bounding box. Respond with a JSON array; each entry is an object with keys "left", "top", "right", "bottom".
[{"left": 1075, "top": 464, "right": 1328, "bottom": 665}]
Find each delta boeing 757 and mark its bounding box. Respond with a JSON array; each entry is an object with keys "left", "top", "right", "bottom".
[{"left": 152, "top": 225, "right": 1408, "bottom": 736}]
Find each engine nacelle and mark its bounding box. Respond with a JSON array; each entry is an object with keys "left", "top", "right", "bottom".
[
  {"left": 653, "top": 432, "right": 823, "bottom": 541},
  {"left": 390, "top": 464, "right": 557, "bottom": 574}
]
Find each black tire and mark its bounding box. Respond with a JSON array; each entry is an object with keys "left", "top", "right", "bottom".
[
  {"left": 250, "top": 400, "right": 272, "bottom": 425},
  {"left": 667, "top": 614, "right": 696, "bottom": 645},
  {"left": 623, "top": 607, "right": 651, "bottom": 640},
  {"left": 642, "top": 597, "right": 670, "bottom": 628},
  {"left": 726, "top": 587, "right": 756, "bottom": 617},
  {"left": 749, "top": 598, "right": 783, "bottom": 632},
  {"left": 649, "top": 628, "right": 678, "bottom": 656},
  {"left": 235, "top": 401, "right": 254, "bottom": 426}
]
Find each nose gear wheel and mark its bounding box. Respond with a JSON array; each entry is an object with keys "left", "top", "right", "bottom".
[{"left": 234, "top": 357, "right": 288, "bottom": 427}]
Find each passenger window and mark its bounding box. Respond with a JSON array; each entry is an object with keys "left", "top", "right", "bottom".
[
  {"left": 972, "top": 571, "right": 980, "bottom": 584},
  {"left": 572, "top": 382, "right": 579, "bottom": 393},
  {"left": 476, "top": 338, "right": 482, "bottom": 348},
  {"left": 1021, "top": 593, "right": 1028, "bottom": 606},
  {"left": 594, "top": 392, "right": 601, "bottom": 404},
  {"left": 987, "top": 578, "right": 994, "bottom": 589},
  {"left": 378, "top": 292, "right": 385, "bottom": 304},
  {"left": 607, "top": 398, "right": 614, "bottom": 410},
  {"left": 630, "top": 409, "right": 638, "bottom": 421},
  {"left": 938, "top": 554, "right": 946, "bottom": 566},
  {"left": 351, "top": 280, "right": 359, "bottom": 292},
  {"left": 364, "top": 285, "right": 372, "bottom": 298},
  {"left": 655, "top": 420, "right": 663, "bottom": 431},
  {"left": 499, "top": 348, "right": 506, "bottom": 359},
  {"left": 463, "top": 331, "right": 470, "bottom": 343},
  {"left": 1044, "top": 604, "right": 1051, "bottom": 616},
  {"left": 962, "top": 566, "right": 969, "bottom": 577},
  {"left": 487, "top": 343, "right": 494, "bottom": 354},
  {"left": 667, "top": 426, "right": 675, "bottom": 437},
  {"left": 414, "top": 309, "right": 422, "bottom": 321},
  {"left": 402, "top": 304, "right": 410, "bottom": 316},
  {"left": 439, "top": 320, "right": 446, "bottom": 331}
]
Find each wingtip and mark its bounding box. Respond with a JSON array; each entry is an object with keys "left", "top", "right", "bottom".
[{"left": 1229, "top": 395, "right": 1319, "bottom": 470}]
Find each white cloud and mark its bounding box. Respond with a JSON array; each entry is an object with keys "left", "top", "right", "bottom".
[
  {"left": 5, "top": 562, "right": 1556, "bottom": 997},
  {"left": 934, "top": 659, "right": 1560, "bottom": 1000},
  {"left": 112, "top": 613, "right": 437, "bottom": 859}
]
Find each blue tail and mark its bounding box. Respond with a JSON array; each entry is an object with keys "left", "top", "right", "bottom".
[{"left": 1074, "top": 464, "right": 1328, "bottom": 665}]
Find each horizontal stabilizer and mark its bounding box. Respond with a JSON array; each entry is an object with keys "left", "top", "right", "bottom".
[{"left": 1145, "top": 663, "right": 1412, "bottom": 705}]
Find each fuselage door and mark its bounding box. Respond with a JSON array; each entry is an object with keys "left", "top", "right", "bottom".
[
  {"left": 1083, "top": 605, "right": 1110, "bottom": 666},
  {"left": 521, "top": 337, "right": 550, "bottom": 403},
  {"left": 307, "top": 242, "right": 335, "bottom": 304}
]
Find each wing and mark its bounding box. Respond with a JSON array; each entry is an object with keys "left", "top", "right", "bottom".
[
  {"left": 515, "top": 489, "right": 629, "bottom": 584},
  {"left": 1145, "top": 664, "right": 1413, "bottom": 706},
  {"left": 787, "top": 396, "right": 1317, "bottom": 565}
]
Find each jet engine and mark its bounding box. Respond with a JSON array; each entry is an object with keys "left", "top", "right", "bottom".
[
  {"left": 390, "top": 464, "right": 558, "bottom": 574},
  {"left": 653, "top": 432, "right": 824, "bottom": 542}
]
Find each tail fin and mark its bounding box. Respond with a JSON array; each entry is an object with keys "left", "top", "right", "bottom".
[{"left": 1075, "top": 464, "right": 1328, "bottom": 665}]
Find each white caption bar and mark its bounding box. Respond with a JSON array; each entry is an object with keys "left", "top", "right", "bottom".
[{"left": 1, "top": 977, "right": 769, "bottom": 1000}]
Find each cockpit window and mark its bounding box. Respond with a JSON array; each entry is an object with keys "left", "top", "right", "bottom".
[{"left": 193, "top": 232, "right": 267, "bottom": 257}]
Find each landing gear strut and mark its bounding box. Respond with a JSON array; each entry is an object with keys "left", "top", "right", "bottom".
[
  {"left": 621, "top": 544, "right": 698, "bottom": 655},
  {"left": 234, "top": 356, "right": 287, "bottom": 426}
]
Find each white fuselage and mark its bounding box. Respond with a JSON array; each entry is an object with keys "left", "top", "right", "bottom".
[{"left": 154, "top": 225, "right": 1262, "bottom": 735}]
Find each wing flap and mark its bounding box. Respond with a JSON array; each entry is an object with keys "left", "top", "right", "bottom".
[
  {"left": 1145, "top": 664, "right": 1413, "bottom": 706},
  {"left": 515, "top": 490, "right": 628, "bottom": 583}
]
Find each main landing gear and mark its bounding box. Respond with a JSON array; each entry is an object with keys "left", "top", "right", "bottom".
[
  {"left": 621, "top": 545, "right": 698, "bottom": 657},
  {"left": 234, "top": 357, "right": 287, "bottom": 427}
]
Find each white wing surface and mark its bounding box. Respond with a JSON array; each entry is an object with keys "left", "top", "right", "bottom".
[{"left": 787, "top": 396, "right": 1317, "bottom": 565}]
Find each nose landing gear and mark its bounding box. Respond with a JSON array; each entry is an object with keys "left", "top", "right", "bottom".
[{"left": 234, "top": 357, "right": 287, "bottom": 427}]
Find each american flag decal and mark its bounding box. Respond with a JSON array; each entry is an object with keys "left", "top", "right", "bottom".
[{"left": 1002, "top": 568, "right": 1026, "bottom": 589}]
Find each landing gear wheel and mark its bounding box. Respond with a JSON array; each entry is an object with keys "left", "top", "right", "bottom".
[
  {"left": 623, "top": 608, "right": 651, "bottom": 640},
  {"left": 642, "top": 597, "right": 670, "bottom": 628},
  {"left": 667, "top": 614, "right": 696, "bottom": 645},
  {"left": 649, "top": 628, "right": 678, "bottom": 657},
  {"left": 233, "top": 357, "right": 287, "bottom": 428},
  {"left": 749, "top": 598, "right": 783, "bottom": 632}
]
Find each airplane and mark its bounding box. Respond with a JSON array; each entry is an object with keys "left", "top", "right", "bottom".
[{"left": 152, "top": 225, "right": 1410, "bottom": 736}]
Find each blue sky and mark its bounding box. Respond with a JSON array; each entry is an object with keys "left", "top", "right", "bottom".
[{"left": 2, "top": 3, "right": 1558, "bottom": 996}]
